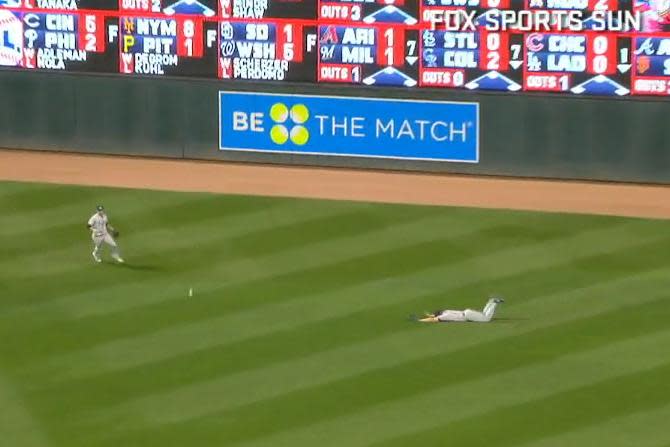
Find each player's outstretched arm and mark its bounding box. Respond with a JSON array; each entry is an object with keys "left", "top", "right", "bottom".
[
  {"left": 419, "top": 316, "right": 440, "bottom": 323},
  {"left": 417, "top": 310, "right": 443, "bottom": 322}
]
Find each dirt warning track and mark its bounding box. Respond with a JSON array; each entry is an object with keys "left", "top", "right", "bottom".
[{"left": 0, "top": 149, "right": 668, "bottom": 219}]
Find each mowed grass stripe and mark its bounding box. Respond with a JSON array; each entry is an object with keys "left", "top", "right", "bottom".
[
  {"left": 1, "top": 207, "right": 463, "bottom": 329},
  {"left": 0, "top": 197, "right": 388, "bottom": 307},
  {"left": 24, "top": 220, "right": 670, "bottom": 384},
  {"left": 88, "top": 284, "right": 670, "bottom": 447},
  {"left": 0, "top": 202, "right": 368, "bottom": 279},
  {"left": 236, "top": 329, "right": 670, "bottom": 447},
  {"left": 516, "top": 403, "right": 670, "bottom": 447},
  {"left": 0, "top": 180, "right": 40, "bottom": 197},
  {"left": 26, "top": 228, "right": 670, "bottom": 413},
  {"left": 1, "top": 191, "right": 281, "bottom": 259},
  {"left": 87, "top": 277, "right": 670, "bottom": 434},
  {"left": 1, "top": 193, "right": 451, "bottom": 296},
  {"left": 15, "top": 209, "right": 595, "bottom": 321},
  {"left": 0, "top": 190, "right": 126, "bottom": 239},
  {"left": 0, "top": 198, "right": 366, "bottom": 315},
  {"left": 13, "top": 213, "right": 502, "bottom": 379},
  {"left": 0, "top": 182, "right": 208, "bottom": 238},
  {"left": 2, "top": 203, "right": 624, "bottom": 319},
  {"left": 0, "top": 373, "right": 49, "bottom": 447},
  {"left": 2, "top": 183, "right": 669, "bottom": 447},
  {"left": 18, "top": 214, "right": 630, "bottom": 379},
  {"left": 369, "top": 361, "right": 670, "bottom": 447},
  {"left": 0, "top": 192, "right": 311, "bottom": 276},
  {"left": 0, "top": 182, "right": 103, "bottom": 214}
]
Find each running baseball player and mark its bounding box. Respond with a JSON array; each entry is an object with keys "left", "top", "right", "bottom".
[
  {"left": 414, "top": 297, "right": 504, "bottom": 323},
  {"left": 87, "top": 205, "right": 124, "bottom": 264}
]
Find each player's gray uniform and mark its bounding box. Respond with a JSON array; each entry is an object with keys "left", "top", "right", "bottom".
[
  {"left": 437, "top": 299, "right": 499, "bottom": 323},
  {"left": 88, "top": 212, "right": 122, "bottom": 263}
]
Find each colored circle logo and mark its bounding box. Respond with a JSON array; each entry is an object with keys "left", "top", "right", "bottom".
[
  {"left": 270, "top": 125, "right": 289, "bottom": 145},
  {"left": 290, "top": 125, "right": 309, "bottom": 146},
  {"left": 269, "top": 103, "right": 289, "bottom": 123},
  {"left": 290, "top": 104, "right": 309, "bottom": 124},
  {"left": 269, "top": 103, "right": 310, "bottom": 146}
]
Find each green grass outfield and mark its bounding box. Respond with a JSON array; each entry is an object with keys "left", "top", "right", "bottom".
[{"left": 1, "top": 180, "right": 670, "bottom": 447}]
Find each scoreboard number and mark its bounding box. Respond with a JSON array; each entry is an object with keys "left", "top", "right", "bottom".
[
  {"left": 592, "top": 35, "right": 608, "bottom": 74},
  {"left": 486, "top": 33, "right": 500, "bottom": 70},
  {"left": 384, "top": 28, "right": 394, "bottom": 66},
  {"left": 283, "top": 24, "right": 294, "bottom": 61},
  {"left": 184, "top": 20, "right": 194, "bottom": 56},
  {"left": 177, "top": 18, "right": 202, "bottom": 57},
  {"left": 352, "top": 65, "right": 361, "bottom": 82},
  {"left": 84, "top": 15, "right": 97, "bottom": 52},
  {"left": 351, "top": 6, "right": 361, "bottom": 21}
]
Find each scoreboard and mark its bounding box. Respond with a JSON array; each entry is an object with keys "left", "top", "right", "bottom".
[{"left": 1, "top": 0, "right": 670, "bottom": 96}]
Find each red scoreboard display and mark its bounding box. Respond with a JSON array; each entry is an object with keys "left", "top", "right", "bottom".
[{"left": 1, "top": 0, "right": 670, "bottom": 96}]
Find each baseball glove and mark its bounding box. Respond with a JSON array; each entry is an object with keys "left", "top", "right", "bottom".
[{"left": 109, "top": 226, "right": 120, "bottom": 238}]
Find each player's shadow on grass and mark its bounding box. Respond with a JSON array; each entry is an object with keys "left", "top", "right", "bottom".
[
  {"left": 492, "top": 317, "right": 530, "bottom": 323},
  {"left": 106, "top": 261, "right": 162, "bottom": 272}
]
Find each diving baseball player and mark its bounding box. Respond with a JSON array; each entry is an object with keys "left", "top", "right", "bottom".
[
  {"left": 87, "top": 205, "right": 124, "bottom": 264},
  {"left": 416, "top": 297, "right": 504, "bottom": 323}
]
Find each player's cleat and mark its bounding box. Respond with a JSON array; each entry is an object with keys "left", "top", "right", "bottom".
[
  {"left": 116, "top": 257, "right": 125, "bottom": 264},
  {"left": 492, "top": 297, "right": 505, "bottom": 304},
  {"left": 92, "top": 252, "right": 102, "bottom": 263}
]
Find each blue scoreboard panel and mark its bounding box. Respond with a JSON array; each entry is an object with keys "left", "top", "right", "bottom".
[{"left": 1, "top": 0, "right": 670, "bottom": 96}]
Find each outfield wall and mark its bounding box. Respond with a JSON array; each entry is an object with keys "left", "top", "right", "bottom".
[{"left": 0, "top": 70, "right": 669, "bottom": 184}]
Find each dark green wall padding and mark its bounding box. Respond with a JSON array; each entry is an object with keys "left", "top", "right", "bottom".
[{"left": 0, "top": 71, "right": 668, "bottom": 183}]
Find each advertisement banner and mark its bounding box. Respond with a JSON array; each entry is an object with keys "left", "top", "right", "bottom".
[{"left": 219, "top": 92, "right": 479, "bottom": 163}]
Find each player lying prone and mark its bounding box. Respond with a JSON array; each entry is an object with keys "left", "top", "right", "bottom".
[{"left": 415, "top": 297, "right": 504, "bottom": 323}]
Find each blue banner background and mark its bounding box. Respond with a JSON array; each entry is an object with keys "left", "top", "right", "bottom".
[{"left": 219, "top": 92, "right": 479, "bottom": 162}]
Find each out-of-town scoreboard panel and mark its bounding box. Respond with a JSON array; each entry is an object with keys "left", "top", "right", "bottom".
[{"left": 1, "top": 0, "right": 669, "bottom": 96}]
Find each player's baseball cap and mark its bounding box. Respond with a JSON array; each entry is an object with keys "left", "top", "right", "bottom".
[{"left": 96, "top": 205, "right": 104, "bottom": 212}]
